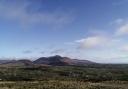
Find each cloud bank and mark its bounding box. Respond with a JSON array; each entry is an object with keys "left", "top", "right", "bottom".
[
  {"left": 75, "top": 36, "right": 107, "bottom": 49},
  {"left": 116, "top": 23, "right": 128, "bottom": 36}
]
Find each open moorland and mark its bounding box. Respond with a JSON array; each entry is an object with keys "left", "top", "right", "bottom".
[{"left": 0, "top": 64, "right": 128, "bottom": 89}]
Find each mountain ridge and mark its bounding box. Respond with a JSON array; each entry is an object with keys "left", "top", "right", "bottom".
[{"left": 0, "top": 55, "right": 95, "bottom": 67}]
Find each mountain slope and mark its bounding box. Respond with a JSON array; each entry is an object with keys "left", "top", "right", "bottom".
[
  {"left": 33, "top": 55, "right": 71, "bottom": 66},
  {"left": 0, "top": 59, "right": 34, "bottom": 67},
  {"left": 34, "top": 55, "right": 95, "bottom": 66},
  {"left": 0, "top": 55, "right": 95, "bottom": 67}
]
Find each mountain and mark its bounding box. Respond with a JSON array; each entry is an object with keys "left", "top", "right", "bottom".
[
  {"left": 0, "top": 59, "right": 33, "bottom": 67},
  {"left": 33, "top": 55, "right": 95, "bottom": 66},
  {"left": 33, "top": 55, "right": 71, "bottom": 66},
  {"left": 0, "top": 55, "right": 95, "bottom": 67},
  {"left": 0, "top": 60, "right": 13, "bottom": 64}
]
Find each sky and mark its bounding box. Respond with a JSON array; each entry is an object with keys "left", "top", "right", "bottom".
[{"left": 1, "top": 0, "right": 128, "bottom": 63}]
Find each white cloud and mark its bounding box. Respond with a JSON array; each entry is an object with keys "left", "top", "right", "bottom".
[
  {"left": 0, "top": 1, "right": 74, "bottom": 28},
  {"left": 22, "top": 50, "right": 32, "bottom": 54},
  {"left": 112, "top": 0, "right": 128, "bottom": 6},
  {"left": 111, "top": 18, "right": 124, "bottom": 25},
  {"left": 120, "top": 45, "right": 128, "bottom": 52},
  {"left": 51, "top": 49, "right": 65, "bottom": 54},
  {"left": 75, "top": 36, "right": 107, "bottom": 49},
  {"left": 115, "top": 19, "right": 124, "bottom": 24},
  {"left": 116, "top": 23, "right": 128, "bottom": 36}
]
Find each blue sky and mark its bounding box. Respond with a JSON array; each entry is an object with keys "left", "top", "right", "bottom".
[{"left": 1, "top": 0, "right": 128, "bottom": 63}]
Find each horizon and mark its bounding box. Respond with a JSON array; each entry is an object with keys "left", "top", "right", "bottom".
[
  {"left": 1, "top": 0, "right": 128, "bottom": 63},
  {"left": 0, "top": 55, "right": 128, "bottom": 64}
]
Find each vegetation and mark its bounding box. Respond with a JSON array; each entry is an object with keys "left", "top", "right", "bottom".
[
  {"left": 0, "top": 65, "right": 128, "bottom": 81},
  {"left": 0, "top": 81, "right": 127, "bottom": 89},
  {"left": 0, "top": 64, "right": 128, "bottom": 88}
]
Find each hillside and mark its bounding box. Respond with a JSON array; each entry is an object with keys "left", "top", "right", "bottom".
[
  {"left": 0, "top": 55, "right": 95, "bottom": 67},
  {"left": 0, "top": 59, "right": 33, "bottom": 67},
  {"left": 33, "top": 55, "right": 95, "bottom": 66}
]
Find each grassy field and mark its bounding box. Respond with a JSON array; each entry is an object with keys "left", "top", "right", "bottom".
[
  {"left": 0, "top": 65, "right": 128, "bottom": 89},
  {"left": 0, "top": 65, "right": 128, "bottom": 81},
  {"left": 0, "top": 80, "right": 128, "bottom": 89},
  {"left": 0, "top": 80, "right": 127, "bottom": 89}
]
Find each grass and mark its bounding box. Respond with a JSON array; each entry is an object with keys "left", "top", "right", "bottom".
[
  {"left": 0, "top": 81, "right": 127, "bottom": 89},
  {"left": 0, "top": 65, "right": 128, "bottom": 89}
]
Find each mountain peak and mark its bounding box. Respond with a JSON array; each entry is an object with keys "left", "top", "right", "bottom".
[
  {"left": 34, "top": 55, "right": 95, "bottom": 66},
  {"left": 0, "top": 55, "right": 95, "bottom": 67}
]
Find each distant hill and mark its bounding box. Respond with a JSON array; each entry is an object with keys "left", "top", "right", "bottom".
[
  {"left": 33, "top": 55, "right": 95, "bottom": 66},
  {"left": 0, "top": 60, "right": 13, "bottom": 64},
  {"left": 0, "top": 55, "right": 95, "bottom": 67},
  {"left": 0, "top": 59, "right": 33, "bottom": 67}
]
